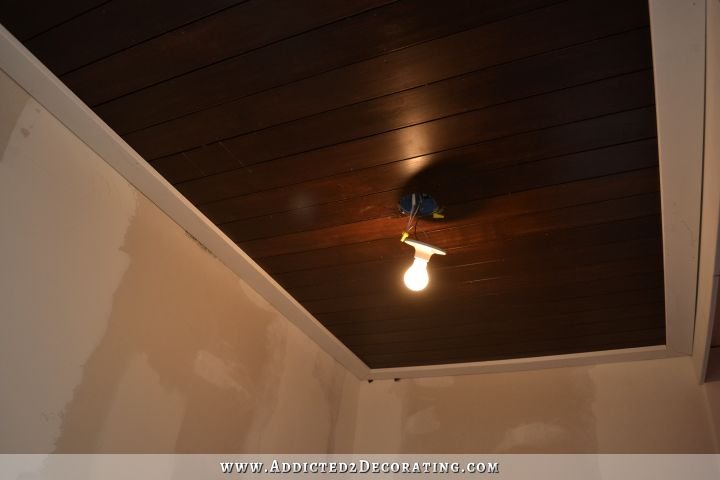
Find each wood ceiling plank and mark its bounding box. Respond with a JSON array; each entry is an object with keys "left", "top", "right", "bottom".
[
  {"left": 287, "top": 237, "right": 662, "bottom": 302},
  {"left": 303, "top": 268, "right": 664, "bottom": 314},
  {"left": 326, "top": 288, "right": 664, "bottom": 335},
  {"left": 256, "top": 171, "right": 660, "bottom": 275},
  {"left": 298, "top": 234, "right": 662, "bottom": 306},
  {"left": 217, "top": 29, "right": 650, "bottom": 169},
  {"left": 275, "top": 215, "right": 661, "bottom": 290},
  {"left": 223, "top": 189, "right": 401, "bottom": 243},
  {"left": 177, "top": 70, "right": 655, "bottom": 205},
  {"left": 150, "top": 152, "right": 204, "bottom": 184},
  {"left": 0, "top": 0, "right": 107, "bottom": 41},
  {"left": 23, "top": 0, "right": 244, "bottom": 76},
  {"left": 222, "top": 140, "right": 658, "bottom": 242},
  {"left": 342, "top": 303, "right": 664, "bottom": 351},
  {"left": 223, "top": 150, "right": 657, "bottom": 245},
  {"left": 59, "top": 0, "right": 393, "bottom": 103},
  {"left": 178, "top": 143, "right": 242, "bottom": 177},
  {"left": 359, "top": 324, "right": 665, "bottom": 368},
  {"left": 119, "top": 3, "right": 647, "bottom": 160},
  {"left": 288, "top": 249, "right": 662, "bottom": 311},
  {"left": 97, "top": 0, "right": 560, "bottom": 135},
  {"left": 131, "top": 21, "right": 651, "bottom": 163},
  {"left": 460, "top": 193, "right": 659, "bottom": 247},
  {"left": 197, "top": 107, "right": 657, "bottom": 226},
  {"left": 145, "top": 141, "right": 249, "bottom": 183},
  {"left": 342, "top": 318, "right": 666, "bottom": 364},
  {"left": 236, "top": 171, "right": 660, "bottom": 259},
  {"left": 121, "top": 0, "right": 649, "bottom": 157}
]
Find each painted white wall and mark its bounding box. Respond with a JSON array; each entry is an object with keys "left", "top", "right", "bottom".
[
  {"left": 346, "top": 356, "right": 719, "bottom": 453},
  {"left": 0, "top": 69, "right": 354, "bottom": 453}
]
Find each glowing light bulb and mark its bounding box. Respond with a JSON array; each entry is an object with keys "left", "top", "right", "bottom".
[
  {"left": 402, "top": 238, "right": 446, "bottom": 292},
  {"left": 404, "top": 258, "right": 429, "bottom": 291}
]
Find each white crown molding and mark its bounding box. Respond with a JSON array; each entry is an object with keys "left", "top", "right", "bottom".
[{"left": 648, "top": 0, "right": 706, "bottom": 355}]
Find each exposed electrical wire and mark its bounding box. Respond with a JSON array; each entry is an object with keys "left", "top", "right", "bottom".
[{"left": 399, "top": 193, "right": 443, "bottom": 243}]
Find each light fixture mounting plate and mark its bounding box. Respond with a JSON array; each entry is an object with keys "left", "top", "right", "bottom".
[
  {"left": 404, "top": 238, "right": 447, "bottom": 258},
  {"left": 398, "top": 192, "right": 441, "bottom": 218}
]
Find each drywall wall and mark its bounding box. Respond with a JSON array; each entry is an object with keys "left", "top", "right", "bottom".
[
  {"left": 0, "top": 68, "right": 354, "bottom": 453},
  {"left": 346, "top": 356, "right": 719, "bottom": 453}
]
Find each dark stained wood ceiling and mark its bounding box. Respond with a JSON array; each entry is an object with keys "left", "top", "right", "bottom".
[{"left": 0, "top": 0, "right": 666, "bottom": 368}]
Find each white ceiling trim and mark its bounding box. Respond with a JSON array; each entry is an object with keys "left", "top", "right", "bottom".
[
  {"left": 369, "top": 345, "right": 676, "bottom": 380},
  {"left": 0, "top": 0, "right": 706, "bottom": 380},
  {"left": 648, "top": 0, "right": 706, "bottom": 355}
]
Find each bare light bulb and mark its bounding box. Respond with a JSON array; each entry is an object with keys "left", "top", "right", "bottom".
[
  {"left": 404, "top": 258, "right": 429, "bottom": 291},
  {"left": 402, "top": 238, "right": 446, "bottom": 292}
]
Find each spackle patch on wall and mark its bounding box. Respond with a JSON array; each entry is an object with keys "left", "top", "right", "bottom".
[{"left": 0, "top": 70, "right": 137, "bottom": 452}]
